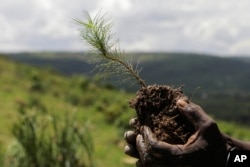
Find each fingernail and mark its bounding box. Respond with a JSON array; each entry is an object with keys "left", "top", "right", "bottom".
[
  {"left": 124, "top": 132, "right": 127, "bottom": 139},
  {"left": 177, "top": 99, "right": 188, "bottom": 108},
  {"left": 124, "top": 145, "right": 131, "bottom": 154},
  {"left": 124, "top": 131, "right": 137, "bottom": 143},
  {"left": 129, "top": 118, "right": 137, "bottom": 126}
]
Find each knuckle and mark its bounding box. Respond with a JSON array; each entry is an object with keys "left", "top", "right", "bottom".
[
  {"left": 125, "top": 131, "right": 136, "bottom": 141},
  {"left": 205, "top": 120, "right": 218, "bottom": 129},
  {"left": 209, "top": 119, "right": 217, "bottom": 126},
  {"left": 148, "top": 141, "right": 166, "bottom": 155},
  {"left": 202, "top": 120, "right": 220, "bottom": 133},
  {"left": 183, "top": 104, "right": 198, "bottom": 114}
]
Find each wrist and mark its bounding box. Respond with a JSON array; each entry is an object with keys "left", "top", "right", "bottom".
[{"left": 224, "top": 133, "right": 250, "bottom": 151}]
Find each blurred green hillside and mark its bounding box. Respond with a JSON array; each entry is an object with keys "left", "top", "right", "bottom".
[
  {"left": 0, "top": 55, "right": 136, "bottom": 167},
  {"left": 6, "top": 52, "right": 250, "bottom": 93},
  {"left": 6, "top": 52, "right": 250, "bottom": 125},
  {"left": 0, "top": 53, "right": 250, "bottom": 167}
]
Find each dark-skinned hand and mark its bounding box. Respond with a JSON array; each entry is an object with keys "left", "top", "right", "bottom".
[{"left": 124, "top": 99, "right": 250, "bottom": 167}]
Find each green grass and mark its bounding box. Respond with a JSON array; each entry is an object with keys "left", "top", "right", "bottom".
[
  {"left": 0, "top": 55, "right": 137, "bottom": 167},
  {"left": 0, "top": 55, "right": 249, "bottom": 167},
  {"left": 218, "top": 120, "right": 250, "bottom": 141}
]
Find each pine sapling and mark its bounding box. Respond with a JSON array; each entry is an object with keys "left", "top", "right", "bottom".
[
  {"left": 75, "top": 11, "right": 146, "bottom": 87},
  {"left": 76, "top": 11, "right": 195, "bottom": 165}
]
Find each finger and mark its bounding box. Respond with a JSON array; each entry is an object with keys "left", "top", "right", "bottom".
[
  {"left": 142, "top": 126, "right": 182, "bottom": 156},
  {"left": 140, "top": 126, "right": 157, "bottom": 150},
  {"left": 135, "top": 160, "right": 143, "bottom": 167},
  {"left": 124, "top": 131, "right": 137, "bottom": 144},
  {"left": 136, "top": 134, "right": 156, "bottom": 167},
  {"left": 176, "top": 99, "right": 212, "bottom": 128},
  {"left": 136, "top": 134, "right": 147, "bottom": 160},
  {"left": 136, "top": 134, "right": 149, "bottom": 167},
  {"left": 129, "top": 118, "right": 139, "bottom": 129},
  {"left": 124, "top": 144, "right": 139, "bottom": 158},
  {"left": 124, "top": 131, "right": 139, "bottom": 158}
]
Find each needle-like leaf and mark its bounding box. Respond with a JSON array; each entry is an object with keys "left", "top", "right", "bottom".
[{"left": 75, "top": 11, "right": 146, "bottom": 87}]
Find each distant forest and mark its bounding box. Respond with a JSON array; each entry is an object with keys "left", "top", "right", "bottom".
[
  {"left": 5, "top": 52, "right": 250, "bottom": 92},
  {"left": 3, "top": 52, "right": 250, "bottom": 125}
]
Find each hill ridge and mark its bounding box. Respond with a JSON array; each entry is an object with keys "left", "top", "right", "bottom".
[{"left": 4, "top": 52, "right": 250, "bottom": 93}]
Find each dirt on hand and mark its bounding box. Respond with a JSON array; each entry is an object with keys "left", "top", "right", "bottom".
[{"left": 129, "top": 84, "right": 194, "bottom": 144}]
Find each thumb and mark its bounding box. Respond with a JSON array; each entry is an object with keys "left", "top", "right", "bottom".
[{"left": 176, "top": 99, "right": 212, "bottom": 128}]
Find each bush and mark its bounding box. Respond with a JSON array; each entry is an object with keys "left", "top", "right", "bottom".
[
  {"left": 29, "top": 72, "right": 44, "bottom": 93},
  {"left": 5, "top": 106, "right": 94, "bottom": 167}
]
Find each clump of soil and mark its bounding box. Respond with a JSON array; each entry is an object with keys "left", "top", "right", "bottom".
[{"left": 129, "top": 84, "right": 194, "bottom": 144}]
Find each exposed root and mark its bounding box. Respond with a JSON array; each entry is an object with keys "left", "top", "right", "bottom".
[{"left": 130, "top": 85, "right": 194, "bottom": 144}]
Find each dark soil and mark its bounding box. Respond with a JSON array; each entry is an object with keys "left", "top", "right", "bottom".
[{"left": 129, "top": 84, "right": 194, "bottom": 144}]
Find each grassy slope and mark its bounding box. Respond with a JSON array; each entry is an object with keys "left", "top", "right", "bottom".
[
  {"left": 6, "top": 52, "right": 250, "bottom": 93},
  {"left": 0, "top": 55, "right": 250, "bottom": 167},
  {"left": 0, "top": 55, "right": 136, "bottom": 167},
  {"left": 6, "top": 52, "right": 250, "bottom": 125}
]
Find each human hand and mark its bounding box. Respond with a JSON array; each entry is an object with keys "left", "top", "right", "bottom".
[
  {"left": 124, "top": 118, "right": 144, "bottom": 167},
  {"left": 125, "top": 99, "right": 229, "bottom": 167}
]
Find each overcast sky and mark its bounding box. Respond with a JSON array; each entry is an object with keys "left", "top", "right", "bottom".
[{"left": 1, "top": 0, "right": 250, "bottom": 56}]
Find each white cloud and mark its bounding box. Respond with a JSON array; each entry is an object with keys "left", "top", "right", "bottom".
[
  {"left": 229, "top": 38, "right": 250, "bottom": 55},
  {"left": 1, "top": 0, "right": 250, "bottom": 56},
  {"left": 96, "top": 0, "right": 132, "bottom": 11}
]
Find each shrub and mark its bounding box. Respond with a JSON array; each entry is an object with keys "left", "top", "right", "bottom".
[{"left": 5, "top": 106, "right": 94, "bottom": 167}]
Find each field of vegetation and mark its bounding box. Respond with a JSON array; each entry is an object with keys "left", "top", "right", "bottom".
[
  {"left": 0, "top": 53, "right": 250, "bottom": 167},
  {"left": 0, "top": 55, "right": 136, "bottom": 167},
  {"left": 7, "top": 52, "right": 250, "bottom": 125}
]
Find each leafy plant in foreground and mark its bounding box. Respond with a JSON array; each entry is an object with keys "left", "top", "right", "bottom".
[{"left": 6, "top": 103, "right": 94, "bottom": 167}]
